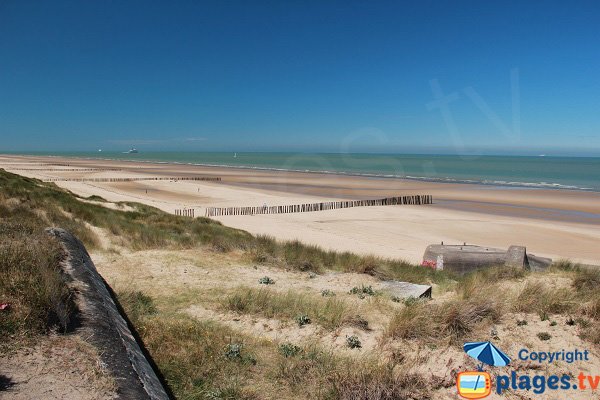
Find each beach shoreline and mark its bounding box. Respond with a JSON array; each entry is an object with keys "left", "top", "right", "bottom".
[
  {"left": 2, "top": 153, "right": 599, "bottom": 266},
  {"left": 7, "top": 151, "right": 600, "bottom": 192}
]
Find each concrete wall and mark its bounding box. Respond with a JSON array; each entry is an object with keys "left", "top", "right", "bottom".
[{"left": 47, "top": 228, "right": 170, "bottom": 400}]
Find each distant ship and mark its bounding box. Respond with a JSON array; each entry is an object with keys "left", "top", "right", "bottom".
[{"left": 123, "top": 148, "right": 139, "bottom": 154}]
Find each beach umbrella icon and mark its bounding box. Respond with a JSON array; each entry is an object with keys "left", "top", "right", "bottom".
[{"left": 463, "top": 341, "right": 511, "bottom": 367}]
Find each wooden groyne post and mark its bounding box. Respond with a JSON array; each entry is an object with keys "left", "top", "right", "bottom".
[
  {"left": 204, "top": 194, "right": 433, "bottom": 217},
  {"left": 175, "top": 208, "right": 195, "bottom": 218},
  {"left": 42, "top": 176, "right": 222, "bottom": 183}
]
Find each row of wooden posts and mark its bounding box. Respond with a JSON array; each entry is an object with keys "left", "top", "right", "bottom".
[
  {"left": 175, "top": 209, "right": 195, "bottom": 217},
  {"left": 42, "top": 176, "right": 222, "bottom": 182},
  {"left": 204, "top": 195, "right": 433, "bottom": 217},
  {"left": 1, "top": 163, "right": 72, "bottom": 167},
  {"left": 11, "top": 168, "right": 122, "bottom": 172}
]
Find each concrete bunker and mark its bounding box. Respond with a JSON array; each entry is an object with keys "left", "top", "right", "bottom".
[{"left": 422, "top": 243, "right": 552, "bottom": 275}]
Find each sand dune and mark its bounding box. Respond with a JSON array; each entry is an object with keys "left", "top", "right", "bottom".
[{"left": 2, "top": 154, "right": 599, "bottom": 265}]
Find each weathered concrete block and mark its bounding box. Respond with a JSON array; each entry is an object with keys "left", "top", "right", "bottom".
[
  {"left": 379, "top": 281, "right": 432, "bottom": 299},
  {"left": 505, "top": 245, "right": 529, "bottom": 269}
]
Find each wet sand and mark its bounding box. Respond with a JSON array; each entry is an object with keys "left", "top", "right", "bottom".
[{"left": 2, "top": 154, "right": 599, "bottom": 265}]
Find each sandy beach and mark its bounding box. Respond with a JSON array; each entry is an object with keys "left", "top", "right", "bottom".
[{"left": 2, "top": 154, "right": 599, "bottom": 266}]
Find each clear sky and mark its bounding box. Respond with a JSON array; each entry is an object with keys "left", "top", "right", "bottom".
[{"left": 1, "top": 1, "right": 599, "bottom": 155}]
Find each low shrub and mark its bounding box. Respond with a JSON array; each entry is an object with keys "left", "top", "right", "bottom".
[
  {"left": 295, "top": 314, "right": 311, "bottom": 327},
  {"left": 346, "top": 335, "right": 362, "bottom": 349},
  {"left": 349, "top": 285, "right": 376, "bottom": 297},
  {"left": 258, "top": 276, "right": 275, "bottom": 285},
  {"left": 537, "top": 332, "right": 551, "bottom": 341},
  {"left": 279, "top": 343, "right": 303, "bottom": 358}
]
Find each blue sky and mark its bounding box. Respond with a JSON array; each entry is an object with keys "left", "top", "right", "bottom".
[{"left": 1, "top": 1, "right": 599, "bottom": 155}]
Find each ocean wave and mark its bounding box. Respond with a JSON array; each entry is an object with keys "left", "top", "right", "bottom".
[{"left": 42, "top": 155, "right": 599, "bottom": 192}]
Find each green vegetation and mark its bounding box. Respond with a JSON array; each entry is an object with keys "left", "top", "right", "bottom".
[
  {"left": 249, "top": 235, "right": 453, "bottom": 284},
  {"left": 295, "top": 314, "right": 311, "bottom": 327},
  {"left": 120, "top": 290, "right": 436, "bottom": 399},
  {"left": 0, "top": 221, "right": 76, "bottom": 350},
  {"left": 537, "top": 332, "right": 552, "bottom": 341},
  {"left": 0, "top": 169, "right": 451, "bottom": 284},
  {"left": 3, "top": 169, "right": 600, "bottom": 399},
  {"left": 513, "top": 282, "right": 575, "bottom": 315},
  {"left": 225, "top": 287, "right": 353, "bottom": 330},
  {"left": 387, "top": 263, "right": 600, "bottom": 347},
  {"left": 258, "top": 276, "right": 275, "bottom": 285},
  {"left": 345, "top": 335, "right": 361, "bottom": 349},
  {"left": 116, "top": 290, "right": 157, "bottom": 321},
  {"left": 349, "top": 285, "right": 376, "bottom": 297},
  {"left": 279, "top": 343, "right": 303, "bottom": 358}
]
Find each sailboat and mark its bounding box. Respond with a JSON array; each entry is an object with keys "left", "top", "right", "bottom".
[
  {"left": 234, "top": 152, "right": 237, "bottom": 158},
  {"left": 123, "top": 147, "right": 139, "bottom": 154}
]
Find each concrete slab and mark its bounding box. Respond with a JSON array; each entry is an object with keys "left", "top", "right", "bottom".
[{"left": 379, "top": 280, "right": 432, "bottom": 299}]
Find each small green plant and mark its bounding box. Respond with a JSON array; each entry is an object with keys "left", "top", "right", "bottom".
[
  {"left": 391, "top": 296, "right": 401, "bottom": 303},
  {"left": 321, "top": 289, "right": 335, "bottom": 297},
  {"left": 537, "top": 332, "right": 551, "bottom": 341},
  {"left": 550, "top": 321, "right": 557, "bottom": 326},
  {"left": 223, "top": 343, "right": 256, "bottom": 365},
  {"left": 349, "top": 285, "right": 376, "bottom": 297},
  {"left": 403, "top": 296, "right": 420, "bottom": 306},
  {"left": 279, "top": 343, "right": 303, "bottom": 358},
  {"left": 295, "top": 314, "right": 311, "bottom": 327},
  {"left": 258, "top": 276, "right": 275, "bottom": 285},
  {"left": 346, "top": 335, "right": 362, "bottom": 349},
  {"left": 517, "top": 319, "right": 528, "bottom": 326},
  {"left": 539, "top": 311, "right": 549, "bottom": 321},
  {"left": 224, "top": 343, "right": 243, "bottom": 360}
]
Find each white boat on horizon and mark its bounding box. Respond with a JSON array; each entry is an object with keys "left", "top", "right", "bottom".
[{"left": 123, "top": 148, "right": 139, "bottom": 154}]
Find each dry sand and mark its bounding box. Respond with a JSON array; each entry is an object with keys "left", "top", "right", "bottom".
[
  {"left": 1, "top": 154, "right": 599, "bottom": 265},
  {"left": 90, "top": 232, "right": 600, "bottom": 400},
  {"left": 0, "top": 335, "right": 116, "bottom": 400}
]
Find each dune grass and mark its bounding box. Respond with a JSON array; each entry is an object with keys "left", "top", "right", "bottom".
[
  {"left": 512, "top": 281, "right": 576, "bottom": 315},
  {"left": 120, "top": 289, "right": 435, "bottom": 399},
  {"left": 386, "top": 290, "right": 502, "bottom": 343},
  {"left": 0, "top": 221, "right": 77, "bottom": 350},
  {"left": 0, "top": 169, "right": 452, "bottom": 286},
  {"left": 386, "top": 263, "right": 600, "bottom": 346},
  {"left": 4, "top": 168, "right": 600, "bottom": 397},
  {"left": 249, "top": 236, "right": 453, "bottom": 285},
  {"left": 224, "top": 287, "right": 359, "bottom": 330}
]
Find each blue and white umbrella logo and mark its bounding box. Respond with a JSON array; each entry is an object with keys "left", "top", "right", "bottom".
[{"left": 463, "top": 341, "right": 511, "bottom": 368}]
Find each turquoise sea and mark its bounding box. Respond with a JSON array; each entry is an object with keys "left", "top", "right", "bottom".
[{"left": 15, "top": 152, "right": 600, "bottom": 192}]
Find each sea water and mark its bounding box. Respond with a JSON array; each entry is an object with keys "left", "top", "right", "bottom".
[{"left": 16, "top": 152, "right": 600, "bottom": 192}]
